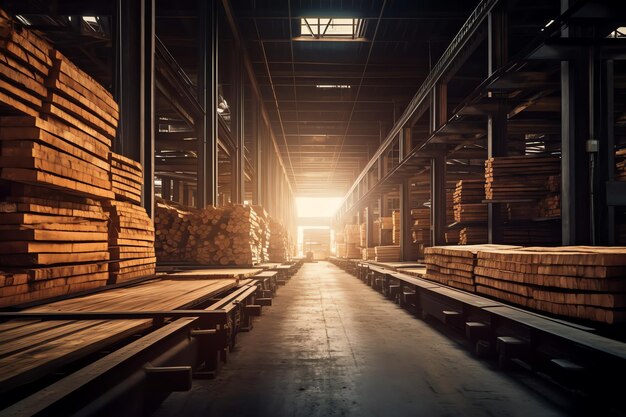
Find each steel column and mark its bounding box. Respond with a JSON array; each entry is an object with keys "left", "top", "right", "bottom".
[
  {"left": 487, "top": 4, "right": 508, "bottom": 244},
  {"left": 431, "top": 154, "right": 446, "bottom": 246},
  {"left": 196, "top": 0, "right": 218, "bottom": 208},
  {"left": 231, "top": 47, "right": 245, "bottom": 204},
  {"left": 400, "top": 178, "right": 414, "bottom": 260}
]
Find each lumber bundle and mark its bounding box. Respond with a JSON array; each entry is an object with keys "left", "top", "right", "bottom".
[
  {"left": 344, "top": 224, "right": 360, "bottom": 246},
  {"left": 336, "top": 242, "right": 360, "bottom": 259},
  {"left": 617, "top": 148, "right": 626, "bottom": 181},
  {"left": 268, "top": 218, "right": 289, "bottom": 262},
  {"left": 253, "top": 205, "right": 271, "bottom": 263},
  {"left": 154, "top": 199, "right": 192, "bottom": 261},
  {"left": 475, "top": 246, "right": 626, "bottom": 324},
  {"left": 362, "top": 247, "right": 375, "bottom": 260},
  {"left": 0, "top": 184, "right": 110, "bottom": 306},
  {"left": 453, "top": 179, "right": 486, "bottom": 223},
  {"left": 424, "top": 245, "right": 521, "bottom": 293},
  {"left": 374, "top": 245, "right": 401, "bottom": 262},
  {"left": 110, "top": 152, "right": 143, "bottom": 204},
  {"left": 392, "top": 210, "right": 401, "bottom": 244},
  {"left": 485, "top": 155, "right": 560, "bottom": 201},
  {"left": 104, "top": 200, "right": 155, "bottom": 283},
  {"left": 410, "top": 208, "right": 430, "bottom": 245},
  {"left": 359, "top": 223, "right": 366, "bottom": 247}
]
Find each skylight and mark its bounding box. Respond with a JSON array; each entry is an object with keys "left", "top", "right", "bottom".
[
  {"left": 607, "top": 27, "right": 626, "bottom": 38},
  {"left": 300, "top": 18, "right": 363, "bottom": 40}
]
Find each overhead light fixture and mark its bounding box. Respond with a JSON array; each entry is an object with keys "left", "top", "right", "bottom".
[
  {"left": 298, "top": 18, "right": 364, "bottom": 40},
  {"left": 316, "top": 84, "right": 351, "bottom": 89}
]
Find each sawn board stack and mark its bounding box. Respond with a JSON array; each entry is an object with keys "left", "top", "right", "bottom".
[
  {"left": 392, "top": 210, "right": 400, "bottom": 244},
  {"left": 485, "top": 155, "right": 560, "bottom": 201},
  {"left": 374, "top": 245, "right": 401, "bottom": 262},
  {"left": 423, "top": 245, "right": 520, "bottom": 292},
  {"left": 475, "top": 246, "right": 626, "bottom": 324},
  {"left": 453, "top": 179, "right": 486, "bottom": 223},
  {"left": 362, "top": 247, "right": 376, "bottom": 260},
  {"left": 104, "top": 200, "right": 155, "bottom": 284},
  {"left": 410, "top": 208, "right": 430, "bottom": 245},
  {"left": 110, "top": 152, "right": 143, "bottom": 204},
  {"left": 0, "top": 184, "right": 109, "bottom": 307}
]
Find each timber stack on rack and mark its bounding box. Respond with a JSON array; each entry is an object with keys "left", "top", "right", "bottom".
[
  {"left": 410, "top": 208, "right": 430, "bottom": 245},
  {"left": 424, "top": 245, "right": 520, "bottom": 292},
  {"left": 110, "top": 152, "right": 143, "bottom": 205},
  {"left": 475, "top": 247, "right": 626, "bottom": 324},
  {"left": 453, "top": 179, "right": 487, "bottom": 223},
  {"left": 341, "top": 223, "right": 361, "bottom": 258},
  {"left": 268, "top": 218, "right": 289, "bottom": 262},
  {"left": 362, "top": 247, "right": 375, "bottom": 260},
  {"left": 485, "top": 155, "right": 560, "bottom": 201},
  {"left": 537, "top": 175, "right": 561, "bottom": 218},
  {"left": 374, "top": 245, "right": 401, "bottom": 262},
  {"left": 379, "top": 216, "right": 393, "bottom": 245},
  {"left": 392, "top": 210, "right": 400, "bottom": 244}
]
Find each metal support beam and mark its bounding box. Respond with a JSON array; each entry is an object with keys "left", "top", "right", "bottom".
[
  {"left": 400, "top": 178, "right": 414, "bottom": 260},
  {"left": 487, "top": 4, "right": 508, "bottom": 244},
  {"left": 196, "top": 0, "right": 219, "bottom": 208},
  {"left": 113, "top": 0, "right": 155, "bottom": 217},
  {"left": 431, "top": 154, "right": 446, "bottom": 246},
  {"left": 231, "top": 46, "right": 245, "bottom": 204},
  {"left": 597, "top": 60, "right": 615, "bottom": 244}
]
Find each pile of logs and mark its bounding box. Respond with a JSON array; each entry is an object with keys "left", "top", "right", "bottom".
[
  {"left": 104, "top": 200, "right": 155, "bottom": 283},
  {"left": 453, "top": 179, "right": 487, "bottom": 223},
  {"left": 268, "top": 218, "right": 289, "bottom": 262},
  {"left": 374, "top": 245, "right": 401, "bottom": 262},
  {"left": 392, "top": 210, "right": 400, "bottom": 244},
  {"left": 475, "top": 247, "right": 626, "bottom": 324},
  {"left": 424, "top": 244, "right": 521, "bottom": 293},
  {"left": 154, "top": 199, "right": 191, "bottom": 261},
  {"left": 617, "top": 148, "right": 626, "bottom": 181},
  {"left": 485, "top": 155, "right": 560, "bottom": 201}
]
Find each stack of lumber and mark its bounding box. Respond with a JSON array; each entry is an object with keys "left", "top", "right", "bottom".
[
  {"left": 445, "top": 229, "right": 460, "bottom": 244},
  {"left": 154, "top": 199, "right": 192, "bottom": 261},
  {"left": 209, "top": 204, "right": 265, "bottom": 265},
  {"left": 268, "top": 218, "right": 289, "bottom": 262},
  {"left": 0, "top": 183, "right": 110, "bottom": 307},
  {"left": 485, "top": 155, "right": 560, "bottom": 201},
  {"left": 617, "top": 148, "right": 626, "bottom": 181},
  {"left": 453, "top": 179, "right": 487, "bottom": 223},
  {"left": 374, "top": 245, "right": 401, "bottom": 262},
  {"left": 371, "top": 218, "right": 381, "bottom": 246},
  {"left": 537, "top": 174, "right": 561, "bottom": 218},
  {"left": 362, "top": 247, "right": 375, "bottom": 260},
  {"left": 378, "top": 216, "right": 393, "bottom": 245},
  {"left": 411, "top": 208, "right": 430, "bottom": 245},
  {"left": 336, "top": 242, "right": 361, "bottom": 259},
  {"left": 104, "top": 200, "right": 155, "bottom": 283},
  {"left": 446, "top": 186, "right": 455, "bottom": 224},
  {"left": 379, "top": 216, "right": 393, "bottom": 230},
  {"left": 359, "top": 223, "right": 366, "bottom": 247},
  {"left": 392, "top": 210, "right": 400, "bottom": 244},
  {"left": 424, "top": 245, "right": 520, "bottom": 292},
  {"left": 344, "top": 224, "right": 360, "bottom": 246},
  {"left": 110, "top": 152, "right": 142, "bottom": 204},
  {"left": 0, "top": 10, "right": 52, "bottom": 117},
  {"left": 475, "top": 246, "right": 626, "bottom": 324},
  {"left": 459, "top": 226, "right": 488, "bottom": 245}
]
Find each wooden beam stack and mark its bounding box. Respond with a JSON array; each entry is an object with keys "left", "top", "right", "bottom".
[
  {"left": 269, "top": 218, "right": 289, "bottom": 262},
  {"left": 110, "top": 152, "right": 143, "bottom": 205},
  {"left": 362, "top": 247, "right": 375, "bottom": 260},
  {"left": 453, "top": 179, "right": 487, "bottom": 223},
  {"left": 485, "top": 155, "right": 560, "bottom": 201},
  {"left": 154, "top": 199, "right": 192, "bottom": 262},
  {"left": 359, "top": 223, "right": 366, "bottom": 247},
  {"left": 410, "top": 208, "right": 430, "bottom": 245},
  {"left": 0, "top": 183, "right": 110, "bottom": 307},
  {"left": 392, "top": 210, "right": 400, "bottom": 244},
  {"left": 475, "top": 246, "right": 626, "bottom": 324},
  {"left": 424, "top": 245, "right": 520, "bottom": 292},
  {"left": 374, "top": 245, "right": 401, "bottom": 262}
]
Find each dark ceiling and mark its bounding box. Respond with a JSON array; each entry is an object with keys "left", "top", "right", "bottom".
[{"left": 231, "top": 0, "right": 481, "bottom": 195}]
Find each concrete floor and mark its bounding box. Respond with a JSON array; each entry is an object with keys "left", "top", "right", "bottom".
[{"left": 155, "top": 261, "right": 571, "bottom": 417}]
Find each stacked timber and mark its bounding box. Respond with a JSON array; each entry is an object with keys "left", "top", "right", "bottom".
[
  {"left": 453, "top": 179, "right": 487, "bottom": 223},
  {"left": 344, "top": 224, "right": 360, "bottom": 246},
  {"left": 371, "top": 218, "right": 381, "bottom": 246},
  {"left": 446, "top": 186, "right": 455, "bottom": 224},
  {"left": 411, "top": 208, "right": 430, "bottom": 245},
  {"left": 104, "top": 200, "right": 155, "bottom": 283},
  {"left": 154, "top": 199, "right": 192, "bottom": 261},
  {"left": 337, "top": 242, "right": 361, "bottom": 258},
  {"left": 445, "top": 229, "right": 460, "bottom": 245},
  {"left": 374, "top": 245, "right": 401, "bottom": 262},
  {"left": 424, "top": 245, "right": 520, "bottom": 292},
  {"left": 485, "top": 155, "right": 560, "bottom": 201},
  {"left": 617, "top": 148, "right": 626, "bottom": 181},
  {"left": 110, "top": 152, "right": 142, "bottom": 204},
  {"left": 0, "top": 183, "right": 109, "bottom": 307},
  {"left": 459, "top": 226, "right": 488, "bottom": 245},
  {"left": 0, "top": 10, "right": 52, "bottom": 117},
  {"left": 359, "top": 223, "right": 366, "bottom": 247},
  {"left": 392, "top": 210, "right": 400, "bottom": 244},
  {"left": 268, "top": 218, "right": 289, "bottom": 262},
  {"left": 362, "top": 247, "right": 375, "bottom": 260},
  {"left": 475, "top": 246, "right": 626, "bottom": 324},
  {"left": 253, "top": 205, "right": 270, "bottom": 263},
  {"left": 537, "top": 175, "right": 561, "bottom": 218}
]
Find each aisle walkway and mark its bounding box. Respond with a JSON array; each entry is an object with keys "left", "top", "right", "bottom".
[{"left": 155, "top": 261, "right": 569, "bottom": 417}]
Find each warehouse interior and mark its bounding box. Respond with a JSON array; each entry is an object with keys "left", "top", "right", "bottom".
[{"left": 0, "top": 0, "right": 625, "bottom": 416}]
